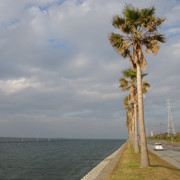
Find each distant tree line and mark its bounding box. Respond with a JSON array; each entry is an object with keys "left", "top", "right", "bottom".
[{"left": 148, "top": 132, "right": 180, "bottom": 142}]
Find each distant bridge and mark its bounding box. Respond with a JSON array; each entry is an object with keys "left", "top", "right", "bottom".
[{"left": 0, "top": 139, "right": 68, "bottom": 143}]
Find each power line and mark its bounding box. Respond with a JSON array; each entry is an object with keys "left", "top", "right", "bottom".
[{"left": 167, "top": 98, "right": 176, "bottom": 136}]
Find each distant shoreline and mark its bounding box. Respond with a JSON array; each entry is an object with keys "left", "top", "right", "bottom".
[{"left": 0, "top": 137, "right": 127, "bottom": 143}]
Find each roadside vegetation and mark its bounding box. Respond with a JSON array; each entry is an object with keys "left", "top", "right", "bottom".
[
  {"left": 107, "top": 141, "right": 180, "bottom": 180},
  {"left": 148, "top": 132, "right": 180, "bottom": 143},
  {"left": 108, "top": 5, "right": 166, "bottom": 167}
]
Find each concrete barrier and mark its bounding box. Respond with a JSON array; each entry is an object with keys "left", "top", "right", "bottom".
[{"left": 81, "top": 141, "right": 127, "bottom": 180}]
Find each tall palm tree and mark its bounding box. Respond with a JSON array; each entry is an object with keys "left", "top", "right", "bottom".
[
  {"left": 120, "top": 70, "right": 137, "bottom": 149},
  {"left": 109, "top": 5, "right": 165, "bottom": 167},
  {"left": 120, "top": 68, "right": 150, "bottom": 153},
  {"left": 123, "top": 96, "right": 134, "bottom": 143}
]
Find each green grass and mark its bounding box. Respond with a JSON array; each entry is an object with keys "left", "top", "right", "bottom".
[
  {"left": 147, "top": 138, "right": 180, "bottom": 144},
  {"left": 106, "top": 141, "right": 180, "bottom": 180}
]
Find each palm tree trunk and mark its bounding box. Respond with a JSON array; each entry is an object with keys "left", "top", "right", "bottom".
[
  {"left": 134, "top": 103, "right": 139, "bottom": 153},
  {"left": 137, "top": 64, "right": 150, "bottom": 167},
  {"left": 132, "top": 117, "right": 135, "bottom": 148},
  {"left": 129, "top": 128, "right": 132, "bottom": 143},
  {"left": 132, "top": 109, "right": 135, "bottom": 148}
]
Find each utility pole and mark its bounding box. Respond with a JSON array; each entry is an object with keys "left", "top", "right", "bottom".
[
  {"left": 167, "top": 99, "right": 176, "bottom": 137},
  {"left": 160, "top": 123, "right": 162, "bottom": 134},
  {"left": 150, "top": 130, "right": 154, "bottom": 137},
  {"left": 146, "top": 127, "right": 149, "bottom": 137}
]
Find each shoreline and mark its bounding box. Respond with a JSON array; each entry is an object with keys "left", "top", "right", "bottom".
[{"left": 81, "top": 141, "right": 127, "bottom": 180}]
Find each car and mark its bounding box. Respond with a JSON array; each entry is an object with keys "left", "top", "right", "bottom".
[{"left": 154, "top": 143, "right": 163, "bottom": 151}]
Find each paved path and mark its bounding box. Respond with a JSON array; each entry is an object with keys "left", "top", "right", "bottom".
[{"left": 147, "top": 143, "right": 180, "bottom": 169}]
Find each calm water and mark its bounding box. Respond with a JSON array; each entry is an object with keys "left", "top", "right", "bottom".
[{"left": 0, "top": 138, "right": 126, "bottom": 180}]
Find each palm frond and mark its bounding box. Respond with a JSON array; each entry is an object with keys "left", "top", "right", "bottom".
[
  {"left": 142, "top": 72, "right": 148, "bottom": 78},
  {"left": 142, "top": 34, "right": 166, "bottom": 55},
  {"left": 142, "top": 81, "right": 150, "bottom": 94},
  {"left": 109, "top": 33, "right": 133, "bottom": 58},
  {"left": 143, "top": 34, "right": 166, "bottom": 43},
  {"left": 109, "top": 5, "right": 166, "bottom": 70},
  {"left": 108, "top": 33, "right": 124, "bottom": 48},
  {"left": 122, "top": 68, "right": 136, "bottom": 80},
  {"left": 128, "top": 54, "right": 136, "bottom": 70},
  {"left": 140, "top": 6, "right": 155, "bottom": 17},
  {"left": 153, "top": 34, "right": 166, "bottom": 43},
  {"left": 121, "top": 48, "right": 130, "bottom": 58},
  {"left": 123, "top": 96, "right": 130, "bottom": 110},
  {"left": 119, "top": 78, "right": 129, "bottom": 91},
  {"left": 123, "top": 5, "right": 140, "bottom": 24},
  {"left": 112, "top": 16, "right": 125, "bottom": 29},
  {"left": 121, "top": 22, "right": 133, "bottom": 34}
]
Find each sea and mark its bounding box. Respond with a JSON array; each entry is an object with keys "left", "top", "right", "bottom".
[{"left": 0, "top": 137, "right": 126, "bottom": 180}]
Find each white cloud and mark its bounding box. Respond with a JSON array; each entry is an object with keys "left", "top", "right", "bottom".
[
  {"left": 0, "top": 78, "right": 41, "bottom": 95},
  {"left": 166, "top": 27, "right": 180, "bottom": 35},
  {"left": 172, "top": 42, "right": 180, "bottom": 57},
  {"left": 165, "top": 4, "right": 180, "bottom": 26},
  {"left": 62, "top": 109, "right": 93, "bottom": 118},
  {"left": 78, "top": 89, "right": 120, "bottom": 101}
]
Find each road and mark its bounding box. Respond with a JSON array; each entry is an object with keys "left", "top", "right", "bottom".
[{"left": 147, "top": 142, "right": 180, "bottom": 169}]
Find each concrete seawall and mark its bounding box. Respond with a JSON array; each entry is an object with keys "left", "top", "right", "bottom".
[{"left": 81, "top": 141, "right": 127, "bottom": 180}]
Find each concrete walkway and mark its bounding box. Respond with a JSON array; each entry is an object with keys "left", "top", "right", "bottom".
[{"left": 81, "top": 142, "right": 127, "bottom": 180}]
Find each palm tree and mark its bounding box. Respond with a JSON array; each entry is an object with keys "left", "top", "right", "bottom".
[
  {"left": 123, "top": 96, "right": 134, "bottom": 143},
  {"left": 120, "top": 68, "right": 150, "bottom": 153},
  {"left": 120, "top": 70, "right": 137, "bottom": 149},
  {"left": 109, "top": 5, "right": 165, "bottom": 167}
]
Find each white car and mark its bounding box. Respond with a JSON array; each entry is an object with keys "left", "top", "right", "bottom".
[{"left": 154, "top": 143, "right": 163, "bottom": 151}]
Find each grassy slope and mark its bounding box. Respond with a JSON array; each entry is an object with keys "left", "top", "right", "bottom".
[{"left": 107, "top": 141, "right": 180, "bottom": 180}]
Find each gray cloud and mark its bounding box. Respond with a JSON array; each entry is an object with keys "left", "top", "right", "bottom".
[{"left": 0, "top": 0, "right": 179, "bottom": 139}]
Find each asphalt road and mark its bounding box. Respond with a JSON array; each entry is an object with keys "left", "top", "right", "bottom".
[{"left": 147, "top": 142, "right": 180, "bottom": 169}]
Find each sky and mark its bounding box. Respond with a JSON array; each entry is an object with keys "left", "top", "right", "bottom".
[{"left": 0, "top": 0, "right": 180, "bottom": 139}]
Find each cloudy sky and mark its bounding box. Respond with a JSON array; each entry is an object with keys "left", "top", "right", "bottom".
[{"left": 0, "top": 0, "right": 180, "bottom": 139}]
